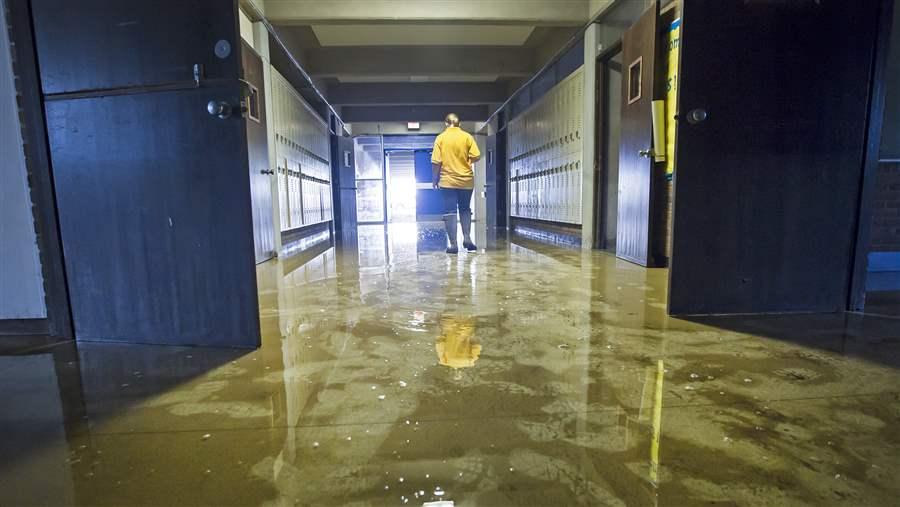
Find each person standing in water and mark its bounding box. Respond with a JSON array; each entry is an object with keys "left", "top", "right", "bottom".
[{"left": 431, "top": 113, "right": 481, "bottom": 254}]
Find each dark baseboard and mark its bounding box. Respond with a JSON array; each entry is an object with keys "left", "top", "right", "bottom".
[
  {"left": 0, "top": 320, "right": 71, "bottom": 354},
  {"left": 511, "top": 217, "right": 582, "bottom": 248},
  {"left": 281, "top": 220, "right": 332, "bottom": 249},
  {"left": 0, "top": 318, "right": 50, "bottom": 336}
]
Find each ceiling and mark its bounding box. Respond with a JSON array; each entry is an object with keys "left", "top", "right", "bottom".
[
  {"left": 311, "top": 25, "right": 536, "bottom": 47},
  {"left": 257, "top": 0, "right": 611, "bottom": 123}
]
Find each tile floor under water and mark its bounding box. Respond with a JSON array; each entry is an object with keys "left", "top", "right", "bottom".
[{"left": 2, "top": 223, "right": 900, "bottom": 506}]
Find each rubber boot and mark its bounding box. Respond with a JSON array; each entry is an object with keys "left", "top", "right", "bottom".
[
  {"left": 443, "top": 213, "right": 459, "bottom": 254},
  {"left": 460, "top": 212, "right": 476, "bottom": 251}
]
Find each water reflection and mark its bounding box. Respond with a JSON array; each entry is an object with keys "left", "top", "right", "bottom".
[
  {"left": 435, "top": 315, "right": 480, "bottom": 377},
  {"left": 5, "top": 221, "right": 900, "bottom": 506}
]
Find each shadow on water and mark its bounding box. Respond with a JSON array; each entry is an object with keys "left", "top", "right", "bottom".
[
  {"left": 681, "top": 311, "right": 900, "bottom": 371},
  {"left": 0, "top": 330, "right": 253, "bottom": 500}
]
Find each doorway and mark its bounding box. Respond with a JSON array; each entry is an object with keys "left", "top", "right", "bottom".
[
  {"left": 596, "top": 48, "right": 623, "bottom": 251},
  {"left": 385, "top": 150, "right": 417, "bottom": 223}
]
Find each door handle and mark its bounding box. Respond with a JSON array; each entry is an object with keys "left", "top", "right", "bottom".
[
  {"left": 686, "top": 108, "right": 708, "bottom": 125},
  {"left": 260, "top": 169, "right": 275, "bottom": 175},
  {"left": 639, "top": 149, "right": 653, "bottom": 158},
  {"left": 207, "top": 100, "right": 232, "bottom": 119}
]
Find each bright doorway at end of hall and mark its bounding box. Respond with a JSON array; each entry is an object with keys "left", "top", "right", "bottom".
[
  {"left": 383, "top": 135, "right": 442, "bottom": 223},
  {"left": 384, "top": 150, "right": 417, "bottom": 222}
]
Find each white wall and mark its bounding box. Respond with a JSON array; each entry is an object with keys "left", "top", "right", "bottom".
[
  {"left": 239, "top": 9, "right": 255, "bottom": 49},
  {"left": 589, "top": 0, "right": 616, "bottom": 19},
  {"left": 1, "top": 5, "right": 46, "bottom": 319}
]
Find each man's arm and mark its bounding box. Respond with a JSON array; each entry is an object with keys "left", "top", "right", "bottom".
[
  {"left": 432, "top": 162, "right": 442, "bottom": 189},
  {"left": 431, "top": 137, "right": 442, "bottom": 189},
  {"left": 468, "top": 136, "right": 482, "bottom": 164}
]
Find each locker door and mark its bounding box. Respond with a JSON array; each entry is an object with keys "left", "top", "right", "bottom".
[
  {"left": 33, "top": 0, "right": 260, "bottom": 347},
  {"left": 668, "top": 0, "right": 883, "bottom": 314}
]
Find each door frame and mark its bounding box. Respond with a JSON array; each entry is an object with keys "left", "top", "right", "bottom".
[
  {"left": 615, "top": 1, "right": 665, "bottom": 267},
  {"left": 594, "top": 40, "right": 623, "bottom": 251},
  {"left": 848, "top": 0, "right": 896, "bottom": 311},
  {"left": 2, "top": 0, "right": 73, "bottom": 339}
]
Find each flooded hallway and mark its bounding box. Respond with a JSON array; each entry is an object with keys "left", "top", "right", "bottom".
[
  {"left": 5, "top": 223, "right": 900, "bottom": 505},
  {"left": 3, "top": 0, "right": 900, "bottom": 506}
]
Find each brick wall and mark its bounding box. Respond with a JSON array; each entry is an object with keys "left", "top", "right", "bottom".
[{"left": 870, "top": 161, "right": 900, "bottom": 252}]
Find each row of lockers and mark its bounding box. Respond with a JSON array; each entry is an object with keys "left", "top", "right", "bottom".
[
  {"left": 277, "top": 171, "right": 333, "bottom": 230},
  {"left": 507, "top": 68, "right": 584, "bottom": 225},
  {"left": 270, "top": 67, "right": 333, "bottom": 231},
  {"left": 271, "top": 69, "right": 331, "bottom": 162},
  {"left": 509, "top": 150, "right": 582, "bottom": 179},
  {"left": 510, "top": 165, "right": 582, "bottom": 224},
  {"left": 507, "top": 68, "right": 584, "bottom": 161},
  {"left": 274, "top": 143, "right": 330, "bottom": 182}
]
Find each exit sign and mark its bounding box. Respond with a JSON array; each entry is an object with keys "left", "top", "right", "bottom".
[{"left": 407, "top": 122, "right": 420, "bottom": 130}]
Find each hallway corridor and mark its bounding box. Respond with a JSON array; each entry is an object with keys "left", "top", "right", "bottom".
[{"left": 3, "top": 225, "right": 900, "bottom": 506}]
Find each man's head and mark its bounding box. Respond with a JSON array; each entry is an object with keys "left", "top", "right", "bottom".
[{"left": 444, "top": 113, "right": 460, "bottom": 127}]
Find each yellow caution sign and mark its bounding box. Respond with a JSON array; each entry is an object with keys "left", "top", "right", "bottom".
[{"left": 665, "top": 19, "right": 681, "bottom": 177}]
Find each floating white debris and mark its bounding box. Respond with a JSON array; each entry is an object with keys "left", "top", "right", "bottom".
[
  {"left": 312, "top": 442, "right": 319, "bottom": 448},
  {"left": 399, "top": 381, "right": 408, "bottom": 387},
  {"left": 371, "top": 386, "right": 377, "bottom": 390},
  {"left": 690, "top": 373, "right": 700, "bottom": 379},
  {"left": 684, "top": 385, "right": 696, "bottom": 391},
  {"left": 346, "top": 436, "right": 352, "bottom": 441},
  {"left": 744, "top": 378, "right": 753, "bottom": 383},
  {"left": 434, "top": 487, "right": 445, "bottom": 497},
  {"left": 201, "top": 433, "right": 211, "bottom": 441},
  {"left": 398, "top": 477, "right": 405, "bottom": 483},
  {"left": 378, "top": 394, "right": 386, "bottom": 400}
]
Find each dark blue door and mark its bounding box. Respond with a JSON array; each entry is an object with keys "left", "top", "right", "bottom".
[{"left": 414, "top": 150, "right": 444, "bottom": 220}]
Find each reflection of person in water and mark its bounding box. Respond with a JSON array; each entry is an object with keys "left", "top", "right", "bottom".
[{"left": 435, "top": 315, "right": 480, "bottom": 377}]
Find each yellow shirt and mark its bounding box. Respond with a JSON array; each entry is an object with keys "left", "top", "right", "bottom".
[{"left": 431, "top": 126, "right": 481, "bottom": 189}]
